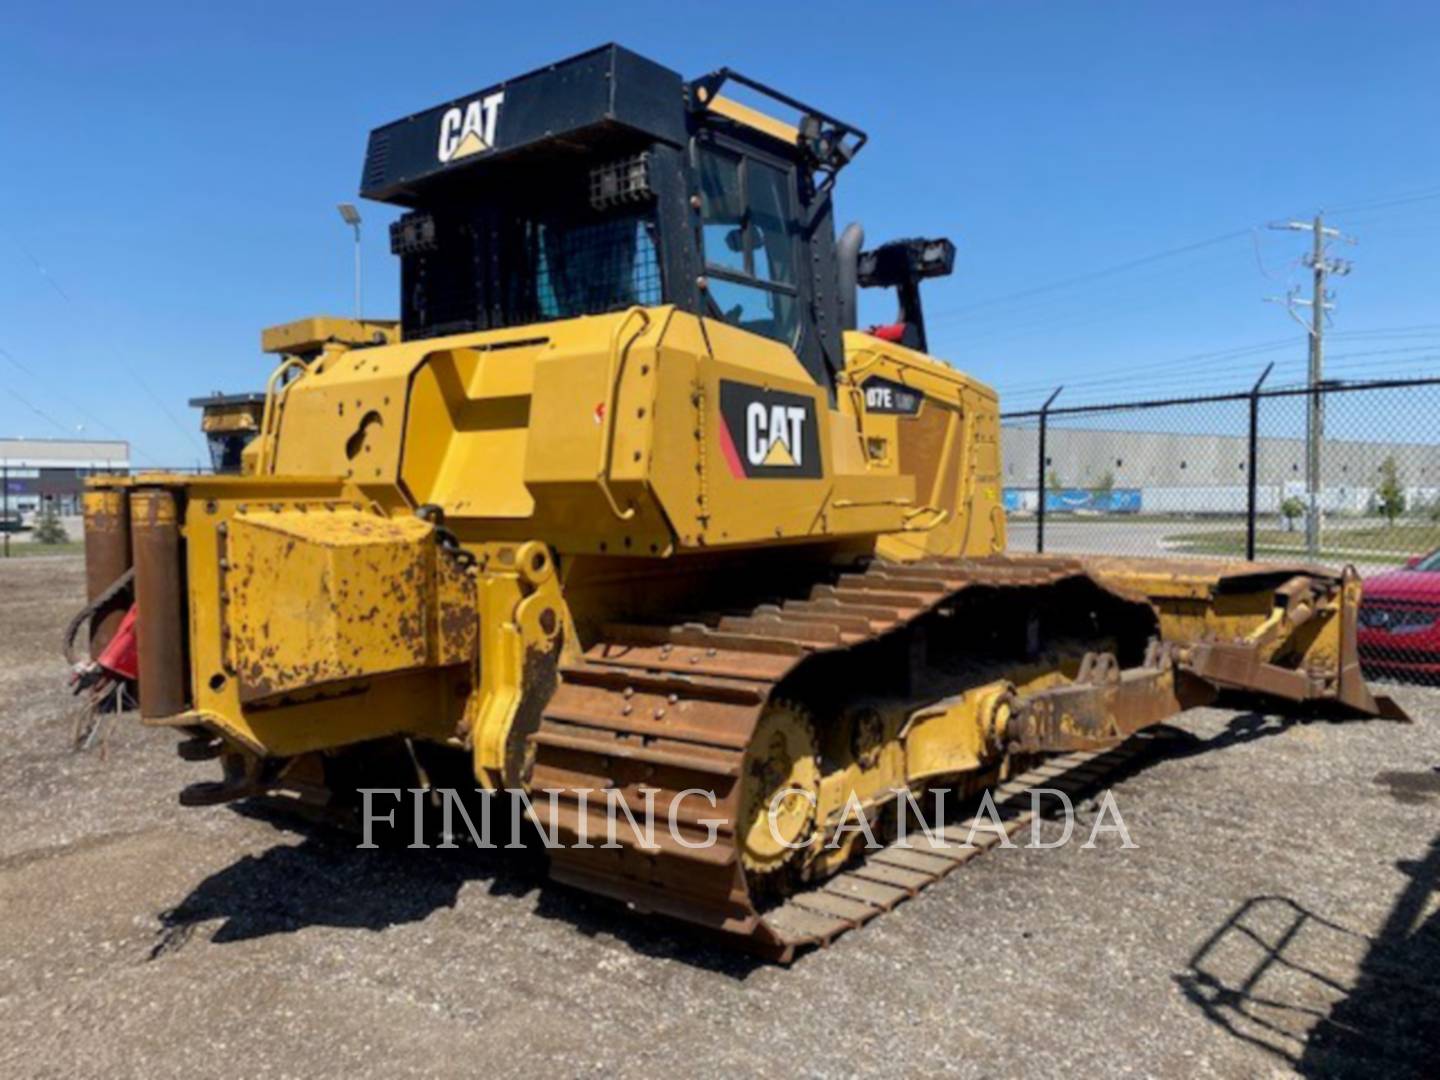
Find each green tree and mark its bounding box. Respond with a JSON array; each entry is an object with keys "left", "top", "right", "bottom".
[
  {"left": 33, "top": 500, "right": 68, "bottom": 544},
  {"left": 1046, "top": 468, "right": 1063, "bottom": 495},
  {"left": 1093, "top": 470, "right": 1115, "bottom": 497},
  {"left": 1280, "top": 496, "right": 1306, "bottom": 532},
  {"left": 1375, "top": 456, "right": 1406, "bottom": 526}
]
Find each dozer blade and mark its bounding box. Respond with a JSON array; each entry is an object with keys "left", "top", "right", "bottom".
[{"left": 1080, "top": 557, "right": 1408, "bottom": 723}]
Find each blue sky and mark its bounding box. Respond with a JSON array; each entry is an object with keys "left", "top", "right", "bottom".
[{"left": 2, "top": 1, "right": 1437, "bottom": 465}]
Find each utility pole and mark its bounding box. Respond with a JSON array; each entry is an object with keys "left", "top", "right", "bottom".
[{"left": 1266, "top": 213, "right": 1353, "bottom": 558}]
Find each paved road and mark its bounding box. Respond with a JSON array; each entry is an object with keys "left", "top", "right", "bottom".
[
  {"left": 1006, "top": 519, "right": 1237, "bottom": 560},
  {"left": 1006, "top": 517, "right": 1417, "bottom": 575}
]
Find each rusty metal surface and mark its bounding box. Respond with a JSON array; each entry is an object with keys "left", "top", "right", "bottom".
[
  {"left": 224, "top": 509, "right": 438, "bottom": 703},
  {"left": 1080, "top": 554, "right": 1338, "bottom": 589},
  {"left": 130, "top": 489, "right": 188, "bottom": 720},
  {"left": 528, "top": 552, "right": 1395, "bottom": 960},
  {"left": 530, "top": 556, "right": 1153, "bottom": 958},
  {"left": 81, "top": 489, "right": 132, "bottom": 659},
  {"left": 1004, "top": 649, "right": 1213, "bottom": 754}
]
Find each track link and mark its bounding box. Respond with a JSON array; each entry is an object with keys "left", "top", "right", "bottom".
[
  {"left": 529, "top": 555, "right": 1151, "bottom": 960},
  {"left": 758, "top": 734, "right": 1166, "bottom": 956}
]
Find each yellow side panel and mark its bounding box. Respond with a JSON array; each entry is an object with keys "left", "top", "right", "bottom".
[
  {"left": 271, "top": 353, "right": 413, "bottom": 484},
  {"left": 650, "top": 315, "right": 911, "bottom": 546},
  {"left": 837, "top": 332, "right": 1007, "bottom": 560},
  {"left": 524, "top": 345, "right": 617, "bottom": 484},
  {"left": 226, "top": 509, "right": 434, "bottom": 701},
  {"left": 402, "top": 346, "right": 538, "bottom": 518}
]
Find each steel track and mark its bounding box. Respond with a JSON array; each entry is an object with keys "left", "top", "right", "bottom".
[{"left": 529, "top": 554, "right": 1166, "bottom": 961}]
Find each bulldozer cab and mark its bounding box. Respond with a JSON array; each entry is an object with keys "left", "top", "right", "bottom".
[{"left": 361, "top": 44, "right": 865, "bottom": 396}]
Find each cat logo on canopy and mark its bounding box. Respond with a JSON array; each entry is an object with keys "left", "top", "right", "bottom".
[
  {"left": 437, "top": 92, "right": 505, "bottom": 163},
  {"left": 718, "top": 381, "right": 822, "bottom": 479}
]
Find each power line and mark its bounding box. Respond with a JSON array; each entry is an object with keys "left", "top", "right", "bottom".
[
  {"left": 1, "top": 384, "right": 73, "bottom": 437},
  {"left": 998, "top": 363, "right": 1307, "bottom": 409},
  {"left": 937, "top": 246, "right": 1252, "bottom": 344},
  {"left": 6, "top": 231, "right": 205, "bottom": 458},
  {"left": 998, "top": 361, "right": 1297, "bottom": 406},
  {"left": 932, "top": 184, "right": 1438, "bottom": 335},
  {"left": 1330, "top": 324, "right": 1440, "bottom": 338},
  {"left": 996, "top": 340, "right": 1440, "bottom": 409},
  {"left": 940, "top": 242, "right": 1249, "bottom": 327},
  {"left": 926, "top": 228, "right": 1252, "bottom": 322},
  {"left": 1322, "top": 343, "right": 1440, "bottom": 361},
  {"left": 994, "top": 337, "right": 1305, "bottom": 397},
  {"left": 0, "top": 344, "right": 160, "bottom": 465},
  {"left": 1327, "top": 185, "right": 1440, "bottom": 216}
]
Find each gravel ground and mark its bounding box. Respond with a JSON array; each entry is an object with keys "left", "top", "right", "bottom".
[{"left": 0, "top": 555, "right": 1436, "bottom": 1078}]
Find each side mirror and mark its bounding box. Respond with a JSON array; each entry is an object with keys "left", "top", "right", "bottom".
[{"left": 1405, "top": 555, "right": 1422, "bottom": 569}]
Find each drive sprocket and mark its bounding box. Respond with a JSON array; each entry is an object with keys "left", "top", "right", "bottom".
[{"left": 738, "top": 700, "right": 820, "bottom": 876}]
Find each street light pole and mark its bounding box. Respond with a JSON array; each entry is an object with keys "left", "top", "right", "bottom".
[{"left": 337, "top": 203, "right": 363, "bottom": 321}]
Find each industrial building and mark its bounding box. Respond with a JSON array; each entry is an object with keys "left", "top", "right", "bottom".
[
  {"left": 1000, "top": 425, "right": 1440, "bottom": 514},
  {"left": 0, "top": 438, "right": 131, "bottom": 519}
]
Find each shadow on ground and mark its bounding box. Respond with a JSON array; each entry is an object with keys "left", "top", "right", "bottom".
[
  {"left": 151, "top": 799, "right": 764, "bottom": 977},
  {"left": 1175, "top": 816, "right": 1439, "bottom": 1076},
  {"left": 1154, "top": 699, "right": 1410, "bottom": 765},
  {"left": 150, "top": 708, "right": 1409, "bottom": 981},
  {"left": 1165, "top": 710, "right": 1440, "bottom": 1076}
]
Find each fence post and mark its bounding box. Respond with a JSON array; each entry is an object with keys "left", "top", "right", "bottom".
[
  {"left": 1245, "top": 364, "right": 1273, "bottom": 562},
  {"left": 1036, "top": 386, "right": 1063, "bottom": 554}
]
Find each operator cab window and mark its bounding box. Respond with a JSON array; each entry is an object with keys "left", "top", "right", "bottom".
[
  {"left": 697, "top": 145, "right": 799, "bottom": 344},
  {"left": 531, "top": 212, "right": 660, "bottom": 320}
]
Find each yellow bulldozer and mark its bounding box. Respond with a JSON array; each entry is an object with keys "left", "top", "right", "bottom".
[{"left": 77, "top": 46, "right": 1398, "bottom": 960}]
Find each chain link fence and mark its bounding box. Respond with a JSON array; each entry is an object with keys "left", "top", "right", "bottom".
[{"left": 1002, "top": 376, "right": 1440, "bottom": 684}]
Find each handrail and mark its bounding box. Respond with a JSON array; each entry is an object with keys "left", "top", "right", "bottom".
[
  {"left": 830, "top": 495, "right": 948, "bottom": 531},
  {"left": 256, "top": 357, "right": 308, "bottom": 475},
  {"left": 832, "top": 496, "right": 913, "bottom": 508},
  {"left": 901, "top": 505, "right": 951, "bottom": 530},
  {"left": 687, "top": 67, "right": 867, "bottom": 181},
  {"left": 595, "top": 308, "right": 652, "bottom": 521}
]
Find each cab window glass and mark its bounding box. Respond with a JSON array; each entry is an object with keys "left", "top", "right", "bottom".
[
  {"left": 697, "top": 145, "right": 799, "bottom": 345},
  {"left": 705, "top": 277, "right": 797, "bottom": 343},
  {"left": 698, "top": 150, "right": 744, "bottom": 274},
  {"left": 747, "top": 161, "right": 793, "bottom": 285}
]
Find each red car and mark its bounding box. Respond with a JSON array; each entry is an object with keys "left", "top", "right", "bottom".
[{"left": 1358, "top": 548, "right": 1440, "bottom": 682}]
